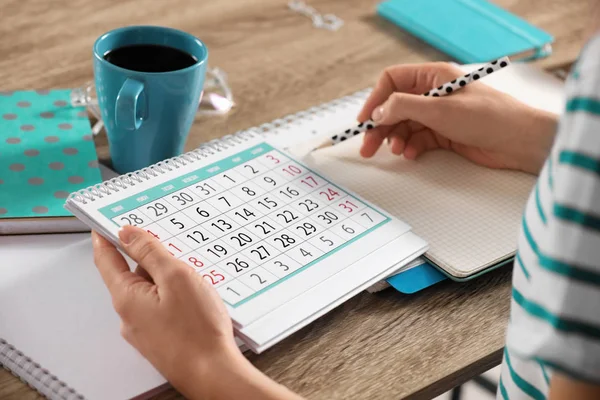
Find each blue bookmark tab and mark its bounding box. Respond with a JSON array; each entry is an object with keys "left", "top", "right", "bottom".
[{"left": 386, "top": 262, "right": 447, "bottom": 294}]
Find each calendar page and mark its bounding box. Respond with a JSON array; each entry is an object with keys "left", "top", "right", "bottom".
[{"left": 76, "top": 140, "right": 415, "bottom": 326}]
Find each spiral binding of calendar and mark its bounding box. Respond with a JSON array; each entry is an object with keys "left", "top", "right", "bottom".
[
  {"left": 1, "top": 339, "right": 84, "bottom": 400},
  {"left": 67, "top": 87, "right": 372, "bottom": 206}
]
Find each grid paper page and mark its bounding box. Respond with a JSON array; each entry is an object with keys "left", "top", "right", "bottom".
[{"left": 301, "top": 138, "right": 537, "bottom": 278}]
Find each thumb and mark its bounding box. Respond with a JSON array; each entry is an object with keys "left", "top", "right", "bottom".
[
  {"left": 371, "top": 92, "right": 453, "bottom": 128},
  {"left": 118, "top": 225, "right": 180, "bottom": 282}
]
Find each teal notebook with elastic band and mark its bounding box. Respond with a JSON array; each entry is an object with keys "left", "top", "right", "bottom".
[{"left": 377, "top": 0, "right": 554, "bottom": 64}]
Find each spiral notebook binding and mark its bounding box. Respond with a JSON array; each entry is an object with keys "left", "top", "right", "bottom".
[
  {"left": 1, "top": 338, "right": 85, "bottom": 400},
  {"left": 67, "top": 88, "right": 372, "bottom": 206}
]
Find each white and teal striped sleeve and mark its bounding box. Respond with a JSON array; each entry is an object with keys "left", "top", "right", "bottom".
[{"left": 510, "top": 34, "right": 600, "bottom": 384}]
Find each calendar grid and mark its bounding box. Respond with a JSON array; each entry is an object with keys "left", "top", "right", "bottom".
[
  {"left": 103, "top": 144, "right": 391, "bottom": 307},
  {"left": 133, "top": 163, "right": 315, "bottom": 241},
  {"left": 119, "top": 169, "right": 324, "bottom": 253},
  {"left": 229, "top": 217, "right": 388, "bottom": 307}
]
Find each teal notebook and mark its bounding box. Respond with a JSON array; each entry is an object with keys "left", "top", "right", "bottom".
[
  {"left": 377, "top": 0, "right": 554, "bottom": 64},
  {"left": 0, "top": 90, "right": 102, "bottom": 234}
]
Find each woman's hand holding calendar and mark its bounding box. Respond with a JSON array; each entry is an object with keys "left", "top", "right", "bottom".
[
  {"left": 92, "top": 226, "right": 302, "bottom": 400},
  {"left": 358, "top": 62, "right": 559, "bottom": 175}
]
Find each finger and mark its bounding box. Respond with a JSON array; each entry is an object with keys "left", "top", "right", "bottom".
[
  {"left": 134, "top": 265, "right": 153, "bottom": 283},
  {"left": 357, "top": 62, "right": 460, "bottom": 122},
  {"left": 387, "top": 123, "right": 411, "bottom": 155},
  {"left": 372, "top": 92, "right": 459, "bottom": 129},
  {"left": 390, "top": 135, "right": 405, "bottom": 156},
  {"left": 118, "top": 225, "right": 179, "bottom": 281},
  {"left": 357, "top": 66, "right": 423, "bottom": 122},
  {"left": 393, "top": 121, "right": 431, "bottom": 155},
  {"left": 357, "top": 70, "right": 397, "bottom": 122},
  {"left": 404, "top": 130, "right": 440, "bottom": 160},
  {"left": 92, "top": 230, "right": 133, "bottom": 296},
  {"left": 359, "top": 125, "right": 392, "bottom": 158},
  {"left": 407, "top": 120, "right": 425, "bottom": 133}
]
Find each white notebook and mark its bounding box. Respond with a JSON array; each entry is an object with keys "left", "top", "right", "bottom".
[{"left": 0, "top": 62, "right": 565, "bottom": 400}]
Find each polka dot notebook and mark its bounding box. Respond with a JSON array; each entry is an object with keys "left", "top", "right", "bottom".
[{"left": 0, "top": 90, "right": 101, "bottom": 234}]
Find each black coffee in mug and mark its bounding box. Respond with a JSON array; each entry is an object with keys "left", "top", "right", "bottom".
[{"left": 103, "top": 44, "right": 198, "bottom": 73}]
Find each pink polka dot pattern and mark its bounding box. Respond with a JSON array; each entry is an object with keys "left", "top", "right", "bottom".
[
  {"left": 24, "top": 149, "right": 40, "bottom": 157},
  {"left": 54, "top": 191, "right": 69, "bottom": 199},
  {"left": 68, "top": 176, "right": 84, "bottom": 184},
  {"left": 49, "top": 162, "right": 65, "bottom": 170},
  {"left": 9, "top": 163, "right": 25, "bottom": 171},
  {"left": 28, "top": 177, "right": 44, "bottom": 185},
  {"left": 63, "top": 147, "right": 78, "bottom": 155},
  {"left": 0, "top": 89, "right": 102, "bottom": 218}
]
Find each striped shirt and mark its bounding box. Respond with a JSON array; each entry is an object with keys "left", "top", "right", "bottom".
[{"left": 499, "top": 33, "right": 600, "bottom": 399}]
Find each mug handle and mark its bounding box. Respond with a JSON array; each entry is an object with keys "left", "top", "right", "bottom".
[{"left": 116, "top": 78, "right": 145, "bottom": 131}]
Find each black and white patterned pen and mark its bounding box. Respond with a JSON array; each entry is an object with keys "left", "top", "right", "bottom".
[{"left": 314, "top": 56, "right": 511, "bottom": 150}]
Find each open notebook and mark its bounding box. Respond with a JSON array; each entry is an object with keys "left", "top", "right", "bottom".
[
  {"left": 365, "top": 61, "right": 565, "bottom": 289},
  {"left": 0, "top": 62, "right": 564, "bottom": 400},
  {"left": 304, "top": 62, "right": 563, "bottom": 280},
  {"left": 310, "top": 61, "right": 564, "bottom": 280}
]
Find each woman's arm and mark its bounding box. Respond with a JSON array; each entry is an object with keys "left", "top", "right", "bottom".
[{"left": 550, "top": 375, "right": 600, "bottom": 400}]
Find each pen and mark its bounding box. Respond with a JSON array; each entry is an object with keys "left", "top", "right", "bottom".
[{"left": 312, "top": 56, "right": 511, "bottom": 151}]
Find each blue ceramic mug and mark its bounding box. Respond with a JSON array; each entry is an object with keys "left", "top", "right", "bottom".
[{"left": 93, "top": 26, "right": 208, "bottom": 173}]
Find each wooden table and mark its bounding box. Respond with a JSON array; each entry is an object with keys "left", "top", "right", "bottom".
[{"left": 0, "top": 0, "right": 593, "bottom": 398}]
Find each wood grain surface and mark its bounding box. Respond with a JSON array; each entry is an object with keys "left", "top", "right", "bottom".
[{"left": 0, "top": 0, "right": 594, "bottom": 398}]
